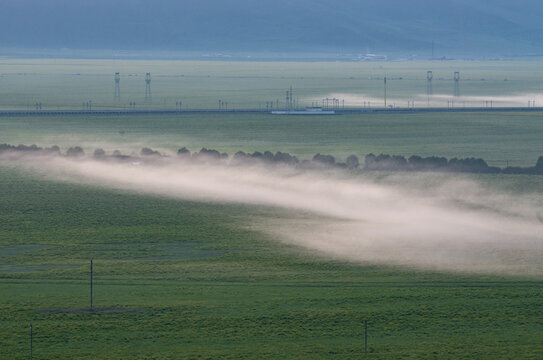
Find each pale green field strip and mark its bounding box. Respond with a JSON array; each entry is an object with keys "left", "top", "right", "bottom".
[
  {"left": 1, "top": 111, "right": 542, "bottom": 167},
  {"left": 1, "top": 59, "right": 542, "bottom": 110}
]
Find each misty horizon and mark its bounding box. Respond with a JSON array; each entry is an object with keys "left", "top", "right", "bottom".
[{"left": 2, "top": 0, "right": 543, "bottom": 59}]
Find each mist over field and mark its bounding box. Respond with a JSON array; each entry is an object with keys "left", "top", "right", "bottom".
[
  {"left": 317, "top": 93, "right": 543, "bottom": 108},
  {"left": 3, "top": 0, "right": 543, "bottom": 357},
  {"left": 3, "top": 151, "right": 542, "bottom": 275}
]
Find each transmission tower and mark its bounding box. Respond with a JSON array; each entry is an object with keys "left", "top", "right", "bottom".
[
  {"left": 145, "top": 73, "right": 152, "bottom": 103},
  {"left": 114, "top": 72, "right": 120, "bottom": 102},
  {"left": 426, "top": 71, "right": 433, "bottom": 105},
  {"left": 384, "top": 76, "right": 387, "bottom": 108},
  {"left": 290, "top": 86, "right": 293, "bottom": 110},
  {"left": 454, "top": 72, "right": 460, "bottom": 97},
  {"left": 285, "top": 89, "right": 290, "bottom": 111}
]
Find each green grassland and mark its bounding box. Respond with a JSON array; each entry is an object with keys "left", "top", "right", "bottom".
[
  {"left": 0, "top": 59, "right": 542, "bottom": 110},
  {"left": 1, "top": 168, "right": 542, "bottom": 359},
  {"left": 1, "top": 58, "right": 542, "bottom": 166},
  {"left": 1, "top": 111, "right": 543, "bottom": 167},
  {"left": 1, "top": 59, "right": 543, "bottom": 358}
]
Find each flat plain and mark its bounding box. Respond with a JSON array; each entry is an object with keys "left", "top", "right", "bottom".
[
  {"left": 1, "top": 59, "right": 543, "bottom": 359},
  {"left": 1, "top": 59, "right": 542, "bottom": 110},
  {"left": 1, "top": 168, "right": 542, "bottom": 359},
  {"left": 2, "top": 111, "right": 543, "bottom": 167}
]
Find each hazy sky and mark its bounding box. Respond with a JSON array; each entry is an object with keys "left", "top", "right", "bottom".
[{"left": 1, "top": 0, "right": 542, "bottom": 57}]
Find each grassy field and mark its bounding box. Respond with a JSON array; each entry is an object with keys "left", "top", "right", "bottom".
[
  {"left": 1, "top": 167, "right": 542, "bottom": 359},
  {"left": 1, "top": 59, "right": 542, "bottom": 110},
  {"left": 1, "top": 111, "right": 543, "bottom": 167},
  {"left": 1, "top": 59, "right": 543, "bottom": 358}
]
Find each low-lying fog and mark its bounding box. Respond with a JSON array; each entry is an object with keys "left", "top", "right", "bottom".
[
  {"left": 2, "top": 152, "right": 543, "bottom": 275},
  {"left": 315, "top": 93, "right": 543, "bottom": 108}
]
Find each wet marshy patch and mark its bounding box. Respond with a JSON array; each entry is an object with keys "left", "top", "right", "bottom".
[
  {"left": 0, "top": 242, "right": 226, "bottom": 273},
  {"left": 39, "top": 307, "right": 144, "bottom": 314},
  {"left": 72, "top": 242, "right": 227, "bottom": 261}
]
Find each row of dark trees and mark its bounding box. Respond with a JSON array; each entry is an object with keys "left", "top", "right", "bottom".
[
  {"left": 2, "top": 143, "right": 543, "bottom": 175},
  {"left": 0, "top": 143, "right": 87, "bottom": 157},
  {"left": 0, "top": 143, "right": 61, "bottom": 154},
  {"left": 364, "top": 153, "right": 543, "bottom": 175}
]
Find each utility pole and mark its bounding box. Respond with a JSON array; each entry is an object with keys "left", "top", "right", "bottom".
[
  {"left": 145, "top": 73, "right": 152, "bottom": 103},
  {"left": 384, "top": 76, "right": 387, "bottom": 108},
  {"left": 427, "top": 71, "right": 433, "bottom": 106},
  {"left": 30, "top": 324, "right": 33, "bottom": 359},
  {"left": 364, "top": 320, "right": 368, "bottom": 355},
  {"left": 90, "top": 260, "right": 93, "bottom": 310},
  {"left": 114, "top": 72, "right": 120, "bottom": 102}
]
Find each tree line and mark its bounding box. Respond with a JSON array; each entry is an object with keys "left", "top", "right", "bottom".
[{"left": 2, "top": 143, "right": 543, "bottom": 175}]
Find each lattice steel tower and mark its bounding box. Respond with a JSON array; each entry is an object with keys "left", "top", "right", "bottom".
[
  {"left": 145, "top": 73, "right": 152, "bottom": 102},
  {"left": 454, "top": 72, "right": 460, "bottom": 97},
  {"left": 114, "top": 72, "right": 120, "bottom": 101},
  {"left": 426, "top": 71, "right": 433, "bottom": 105},
  {"left": 285, "top": 90, "right": 289, "bottom": 111}
]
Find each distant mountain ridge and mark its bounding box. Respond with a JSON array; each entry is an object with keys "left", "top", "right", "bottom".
[{"left": 1, "top": 0, "right": 542, "bottom": 57}]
